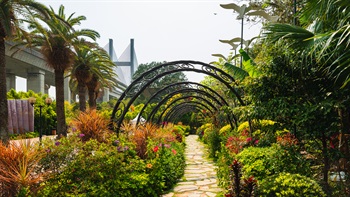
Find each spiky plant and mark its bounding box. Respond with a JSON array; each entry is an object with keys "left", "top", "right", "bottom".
[
  {"left": 0, "top": 140, "right": 45, "bottom": 197},
  {"left": 71, "top": 109, "right": 112, "bottom": 143}
]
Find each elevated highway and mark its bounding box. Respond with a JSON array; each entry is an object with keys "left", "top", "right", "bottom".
[{"left": 5, "top": 39, "right": 135, "bottom": 102}]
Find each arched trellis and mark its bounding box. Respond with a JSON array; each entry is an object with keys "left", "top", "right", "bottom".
[
  {"left": 147, "top": 89, "right": 222, "bottom": 123},
  {"left": 155, "top": 94, "right": 237, "bottom": 128},
  {"left": 164, "top": 103, "right": 210, "bottom": 124},
  {"left": 136, "top": 81, "right": 230, "bottom": 124},
  {"left": 111, "top": 60, "right": 245, "bottom": 134},
  {"left": 154, "top": 95, "right": 219, "bottom": 124}
]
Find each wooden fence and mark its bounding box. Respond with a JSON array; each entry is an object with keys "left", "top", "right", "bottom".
[{"left": 7, "top": 100, "right": 34, "bottom": 134}]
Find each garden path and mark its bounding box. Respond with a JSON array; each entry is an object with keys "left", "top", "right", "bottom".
[{"left": 162, "top": 135, "right": 222, "bottom": 197}]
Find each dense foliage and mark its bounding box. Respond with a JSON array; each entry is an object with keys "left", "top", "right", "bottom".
[{"left": 0, "top": 108, "right": 186, "bottom": 197}]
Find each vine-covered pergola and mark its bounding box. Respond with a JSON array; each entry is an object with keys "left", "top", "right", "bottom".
[{"left": 111, "top": 60, "right": 244, "bottom": 134}]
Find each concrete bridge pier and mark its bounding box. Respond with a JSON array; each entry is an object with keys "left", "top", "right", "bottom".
[
  {"left": 27, "top": 68, "right": 45, "bottom": 94},
  {"left": 6, "top": 72, "right": 16, "bottom": 92},
  {"left": 64, "top": 76, "right": 71, "bottom": 102}
]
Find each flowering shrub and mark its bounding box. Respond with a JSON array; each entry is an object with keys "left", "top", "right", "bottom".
[
  {"left": 147, "top": 141, "right": 186, "bottom": 193},
  {"left": 37, "top": 123, "right": 186, "bottom": 196}
]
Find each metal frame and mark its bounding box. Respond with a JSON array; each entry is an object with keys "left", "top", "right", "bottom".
[
  {"left": 164, "top": 103, "right": 210, "bottom": 124},
  {"left": 154, "top": 95, "right": 218, "bottom": 124},
  {"left": 111, "top": 60, "right": 245, "bottom": 134},
  {"left": 136, "top": 81, "right": 230, "bottom": 124},
  {"left": 147, "top": 89, "right": 220, "bottom": 123}
]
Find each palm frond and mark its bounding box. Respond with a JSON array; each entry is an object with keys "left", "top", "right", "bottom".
[{"left": 263, "top": 23, "right": 315, "bottom": 48}]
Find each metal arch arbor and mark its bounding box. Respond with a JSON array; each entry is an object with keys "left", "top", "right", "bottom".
[
  {"left": 111, "top": 60, "right": 245, "bottom": 134},
  {"left": 153, "top": 95, "right": 220, "bottom": 124},
  {"left": 157, "top": 98, "right": 213, "bottom": 124},
  {"left": 164, "top": 103, "right": 210, "bottom": 124},
  {"left": 154, "top": 94, "right": 237, "bottom": 127},
  {"left": 136, "top": 81, "right": 230, "bottom": 125},
  {"left": 147, "top": 89, "right": 222, "bottom": 123}
]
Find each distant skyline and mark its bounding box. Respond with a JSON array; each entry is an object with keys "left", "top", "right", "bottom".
[{"left": 17, "top": 0, "right": 262, "bottom": 96}]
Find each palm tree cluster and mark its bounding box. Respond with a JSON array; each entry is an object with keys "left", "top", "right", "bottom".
[{"left": 0, "top": 1, "right": 117, "bottom": 142}]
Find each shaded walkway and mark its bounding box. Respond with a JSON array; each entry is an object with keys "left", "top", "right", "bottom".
[{"left": 163, "top": 135, "right": 222, "bottom": 197}]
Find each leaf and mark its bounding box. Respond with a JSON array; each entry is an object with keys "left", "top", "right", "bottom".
[
  {"left": 239, "top": 49, "right": 262, "bottom": 78},
  {"left": 223, "top": 62, "right": 248, "bottom": 81}
]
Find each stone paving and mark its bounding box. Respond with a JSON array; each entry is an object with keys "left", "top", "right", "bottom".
[{"left": 162, "top": 135, "right": 222, "bottom": 197}]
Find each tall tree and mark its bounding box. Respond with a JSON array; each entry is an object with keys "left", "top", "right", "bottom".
[
  {"left": 18, "top": 5, "right": 99, "bottom": 137},
  {"left": 0, "top": 0, "right": 49, "bottom": 143}
]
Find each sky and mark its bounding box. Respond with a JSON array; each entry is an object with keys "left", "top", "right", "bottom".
[{"left": 17, "top": 0, "right": 262, "bottom": 95}]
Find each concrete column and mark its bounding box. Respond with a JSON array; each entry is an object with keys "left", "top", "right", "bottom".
[
  {"left": 102, "top": 88, "right": 110, "bottom": 102},
  {"left": 27, "top": 68, "right": 45, "bottom": 94},
  {"left": 6, "top": 73, "right": 16, "bottom": 92},
  {"left": 44, "top": 84, "right": 50, "bottom": 95},
  {"left": 64, "top": 75, "right": 71, "bottom": 103}
]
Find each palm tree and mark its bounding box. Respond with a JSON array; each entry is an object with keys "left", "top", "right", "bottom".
[
  {"left": 18, "top": 5, "right": 99, "bottom": 137},
  {"left": 85, "top": 49, "right": 118, "bottom": 109},
  {"left": 69, "top": 41, "right": 117, "bottom": 111},
  {"left": 0, "top": 0, "right": 49, "bottom": 143}
]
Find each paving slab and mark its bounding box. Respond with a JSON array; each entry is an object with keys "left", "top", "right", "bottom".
[{"left": 162, "top": 135, "right": 222, "bottom": 197}]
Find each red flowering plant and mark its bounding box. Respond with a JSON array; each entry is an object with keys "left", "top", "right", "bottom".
[
  {"left": 225, "top": 128, "right": 253, "bottom": 155},
  {"left": 145, "top": 136, "right": 186, "bottom": 192}
]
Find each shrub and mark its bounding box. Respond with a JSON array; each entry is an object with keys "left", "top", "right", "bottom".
[
  {"left": 207, "top": 128, "right": 221, "bottom": 159},
  {"left": 71, "top": 109, "right": 112, "bottom": 143},
  {"left": 147, "top": 140, "right": 186, "bottom": 193},
  {"left": 0, "top": 140, "right": 45, "bottom": 197},
  {"left": 258, "top": 173, "right": 326, "bottom": 197},
  {"left": 236, "top": 144, "right": 311, "bottom": 181},
  {"left": 38, "top": 130, "right": 186, "bottom": 197},
  {"left": 219, "top": 124, "right": 233, "bottom": 135},
  {"left": 196, "top": 123, "right": 213, "bottom": 140},
  {"left": 38, "top": 138, "right": 152, "bottom": 197}
]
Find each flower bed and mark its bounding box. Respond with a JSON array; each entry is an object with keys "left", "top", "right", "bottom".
[{"left": 0, "top": 110, "right": 186, "bottom": 197}]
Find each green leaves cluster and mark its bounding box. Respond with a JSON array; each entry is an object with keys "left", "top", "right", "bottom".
[{"left": 258, "top": 173, "right": 326, "bottom": 197}]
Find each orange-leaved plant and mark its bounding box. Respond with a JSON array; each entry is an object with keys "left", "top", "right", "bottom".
[
  {"left": 71, "top": 109, "right": 112, "bottom": 143},
  {"left": 0, "top": 140, "right": 45, "bottom": 197}
]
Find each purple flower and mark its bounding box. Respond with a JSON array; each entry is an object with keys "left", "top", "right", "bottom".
[
  {"left": 124, "top": 146, "right": 129, "bottom": 151},
  {"left": 55, "top": 141, "right": 60, "bottom": 146},
  {"left": 78, "top": 133, "right": 85, "bottom": 138},
  {"left": 117, "top": 146, "right": 123, "bottom": 152},
  {"left": 46, "top": 148, "right": 51, "bottom": 153},
  {"left": 114, "top": 140, "right": 120, "bottom": 146},
  {"left": 72, "top": 127, "right": 77, "bottom": 132}
]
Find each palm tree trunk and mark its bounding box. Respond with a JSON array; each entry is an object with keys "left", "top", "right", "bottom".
[
  {"left": 87, "top": 86, "right": 96, "bottom": 109},
  {"left": 0, "top": 28, "right": 9, "bottom": 144},
  {"left": 55, "top": 69, "right": 67, "bottom": 137},
  {"left": 77, "top": 81, "right": 87, "bottom": 111},
  {"left": 87, "top": 75, "right": 98, "bottom": 109}
]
